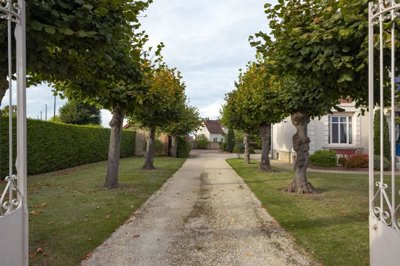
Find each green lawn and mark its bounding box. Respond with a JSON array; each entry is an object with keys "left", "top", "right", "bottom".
[
  {"left": 27, "top": 156, "right": 185, "bottom": 266},
  {"left": 227, "top": 159, "right": 369, "bottom": 266}
]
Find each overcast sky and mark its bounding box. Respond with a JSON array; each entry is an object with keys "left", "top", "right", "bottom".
[{"left": 2, "top": 0, "right": 275, "bottom": 127}]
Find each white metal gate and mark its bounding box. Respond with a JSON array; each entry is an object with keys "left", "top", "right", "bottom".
[
  {"left": 369, "top": 1, "right": 400, "bottom": 265},
  {"left": 0, "top": 0, "right": 27, "bottom": 265}
]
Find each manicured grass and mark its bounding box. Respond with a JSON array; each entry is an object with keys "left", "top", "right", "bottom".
[
  {"left": 28, "top": 156, "right": 185, "bottom": 266},
  {"left": 227, "top": 159, "right": 369, "bottom": 266}
]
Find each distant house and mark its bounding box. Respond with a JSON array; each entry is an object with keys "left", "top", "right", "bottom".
[{"left": 196, "top": 119, "right": 227, "bottom": 142}]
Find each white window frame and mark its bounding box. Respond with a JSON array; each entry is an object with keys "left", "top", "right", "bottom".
[{"left": 329, "top": 115, "right": 353, "bottom": 145}]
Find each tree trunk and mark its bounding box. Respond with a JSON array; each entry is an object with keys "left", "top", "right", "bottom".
[
  {"left": 104, "top": 105, "right": 124, "bottom": 189},
  {"left": 143, "top": 127, "right": 156, "bottom": 170},
  {"left": 286, "top": 112, "right": 315, "bottom": 194},
  {"left": 259, "top": 124, "right": 272, "bottom": 171},
  {"left": 243, "top": 132, "right": 250, "bottom": 164},
  {"left": 170, "top": 135, "right": 177, "bottom": 158}
]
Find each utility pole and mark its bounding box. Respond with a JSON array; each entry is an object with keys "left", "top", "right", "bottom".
[
  {"left": 45, "top": 104, "right": 47, "bottom": 121},
  {"left": 53, "top": 94, "right": 56, "bottom": 122}
]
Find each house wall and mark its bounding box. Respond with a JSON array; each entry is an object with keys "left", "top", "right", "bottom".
[
  {"left": 209, "top": 133, "right": 224, "bottom": 143},
  {"left": 272, "top": 103, "right": 370, "bottom": 163},
  {"left": 196, "top": 126, "right": 211, "bottom": 140},
  {"left": 134, "top": 129, "right": 169, "bottom": 156}
]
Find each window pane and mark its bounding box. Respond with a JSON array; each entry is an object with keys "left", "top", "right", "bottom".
[
  {"left": 340, "top": 117, "right": 346, "bottom": 123},
  {"left": 332, "top": 117, "right": 338, "bottom": 123},
  {"left": 340, "top": 123, "right": 347, "bottom": 143},
  {"left": 349, "top": 117, "right": 352, "bottom": 123},
  {"left": 349, "top": 122, "right": 353, "bottom": 144},
  {"left": 332, "top": 124, "right": 339, "bottom": 143}
]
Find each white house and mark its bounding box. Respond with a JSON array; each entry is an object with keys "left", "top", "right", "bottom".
[
  {"left": 272, "top": 100, "right": 372, "bottom": 163},
  {"left": 196, "top": 119, "right": 227, "bottom": 143}
]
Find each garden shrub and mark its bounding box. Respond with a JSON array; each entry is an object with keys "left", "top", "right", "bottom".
[
  {"left": 177, "top": 136, "right": 191, "bottom": 158},
  {"left": 0, "top": 117, "right": 135, "bottom": 177},
  {"left": 195, "top": 134, "right": 209, "bottom": 149},
  {"left": 309, "top": 150, "right": 337, "bottom": 167},
  {"left": 345, "top": 154, "right": 368, "bottom": 168},
  {"left": 374, "top": 155, "right": 390, "bottom": 171}
]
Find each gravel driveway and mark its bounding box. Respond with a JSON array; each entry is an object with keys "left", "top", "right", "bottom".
[{"left": 82, "top": 150, "right": 313, "bottom": 266}]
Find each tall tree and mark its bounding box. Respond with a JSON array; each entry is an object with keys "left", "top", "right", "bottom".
[
  {"left": 163, "top": 103, "right": 202, "bottom": 157},
  {"left": 251, "top": 0, "right": 373, "bottom": 193},
  {"left": 226, "top": 128, "right": 235, "bottom": 153},
  {"left": 50, "top": 1, "right": 154, "bottom": 188},
  {"left": 130, "top": 65, "right": 186, "bottom": 169},
  {"left": 1, "top": 1, "right": 152, "bottom": 102},
  {"left": 59, "top": 99, "right": 101, "bottom": 125},
  {"left": 221, "top": 90, "right": 254, "bottom": 164},
  {"left": 236, "top": 60, "right": 287, "bottom": 171}
]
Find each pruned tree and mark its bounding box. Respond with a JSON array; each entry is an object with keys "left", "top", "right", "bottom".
[
  {"left": 250, "top": 0, "right": 374, "bottom": 193},
  {"left": 237, "top": 59, "right": 287, "bottom": 171},
  {"left": 49, "top": 1, "right": 154, "bottom": 189},
  {"left": 163, "top": 103, "right": 202, "bottom": 157},
  {"left": 221, "top": 89, "right": 254, "bottom": 164},
  {"left": 130, "top": 65, "right": 186, "bottom": 169}
]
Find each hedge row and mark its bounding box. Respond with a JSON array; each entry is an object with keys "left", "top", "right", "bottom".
[{"left": 0, "top": 117, "right": 135, "bottom": 176}]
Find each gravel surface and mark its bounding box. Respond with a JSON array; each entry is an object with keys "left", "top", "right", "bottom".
[{"left": 82, "top": 151, "right": 314, "bottom": 266}]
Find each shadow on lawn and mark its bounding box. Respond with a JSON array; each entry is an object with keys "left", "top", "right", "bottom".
[{"left": 286, "top": 213, "right": 368, "bottom": 229}]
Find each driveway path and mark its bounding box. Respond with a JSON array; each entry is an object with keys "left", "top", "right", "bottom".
[{"left": 82, "top": 151, "right": 312, "bottom": 266}]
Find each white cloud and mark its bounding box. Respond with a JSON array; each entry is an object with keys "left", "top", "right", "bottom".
[{"left": 141, "top": 0, "right": 276, "bottom": 117}]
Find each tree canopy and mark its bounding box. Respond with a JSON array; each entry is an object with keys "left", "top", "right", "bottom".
[{"left": 59, "top": 99, "right": 101, "bottom": 125}]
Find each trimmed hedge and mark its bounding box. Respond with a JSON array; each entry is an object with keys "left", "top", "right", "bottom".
[
  {"left": 0, "top": 117, "right": 135, "bottom": 176},
  {"left": 177, "top": 136, "right": 191, "bottom": 158},
  {"left": 309, "top": 150, "right": 337, "bottom": 167}
]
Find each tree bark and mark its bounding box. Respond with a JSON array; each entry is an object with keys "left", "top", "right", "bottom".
[
  {"left": 104, "top": 105, "right": 124, "bottom": 189},
  {"left": 170, "top": 135, "right": 177, "bottom": 158},
  {"left": 243, "top": 132, "right": 251, "bottom": 164},
  {"left": 286, "top": 112, "right": 315, "bottom": 194},
  {"left": 143, "top": 127, "right": 156, "bottom": 170},
  {"left": 259, "top": 124, "right": 272, "bottom": 171}
]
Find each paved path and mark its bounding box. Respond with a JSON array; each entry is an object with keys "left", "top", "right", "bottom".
[{"left": 82, "top": 151, "right": 312, "bottom": 266}]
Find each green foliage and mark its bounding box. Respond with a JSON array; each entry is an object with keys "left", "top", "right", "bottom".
[
  {"left": 59, "top": 99, "right": 101, "bottom": 125},
  {"left": 226, "top": 128, "right": 235, "bottom": 153},
  {"left": 0, "top": 117, "right": 135, "bottom": 176},
  {"left": 163, "top": 104, "right": 202, "bottom": 137},
  {"left": 346, "top": 154, "right": 369, "bottom": 168},
  {"left": 221, "top": 59, "right": 286, "bottom": 132},
  {"left": 374, "top": 110, "right": 390, "bottom": 159},
  {"left": 374, "top": 155, "right": 390, "bottom": 171},
  {"left": 309, "top": 150, "right": 337, "bottom": 167},
  {"left": 130, "top": 65, "right": 186, "bottom": 133},
  {"left": 177, "top": 137, "right": 192, "bottom": 158},
  {"left": 251, "top": 0, "right": 372, "bottom": 117},
  {"left": 195, "top": 134, "right": 209, "bottom": 149}
]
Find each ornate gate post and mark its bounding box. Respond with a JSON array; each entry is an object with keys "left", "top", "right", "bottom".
[
  {"left": 369, "top": 1, "right": 400, "bottom": 265},
  {"left": 0, "top": 0, "right": 27, "bottom": 265}
]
